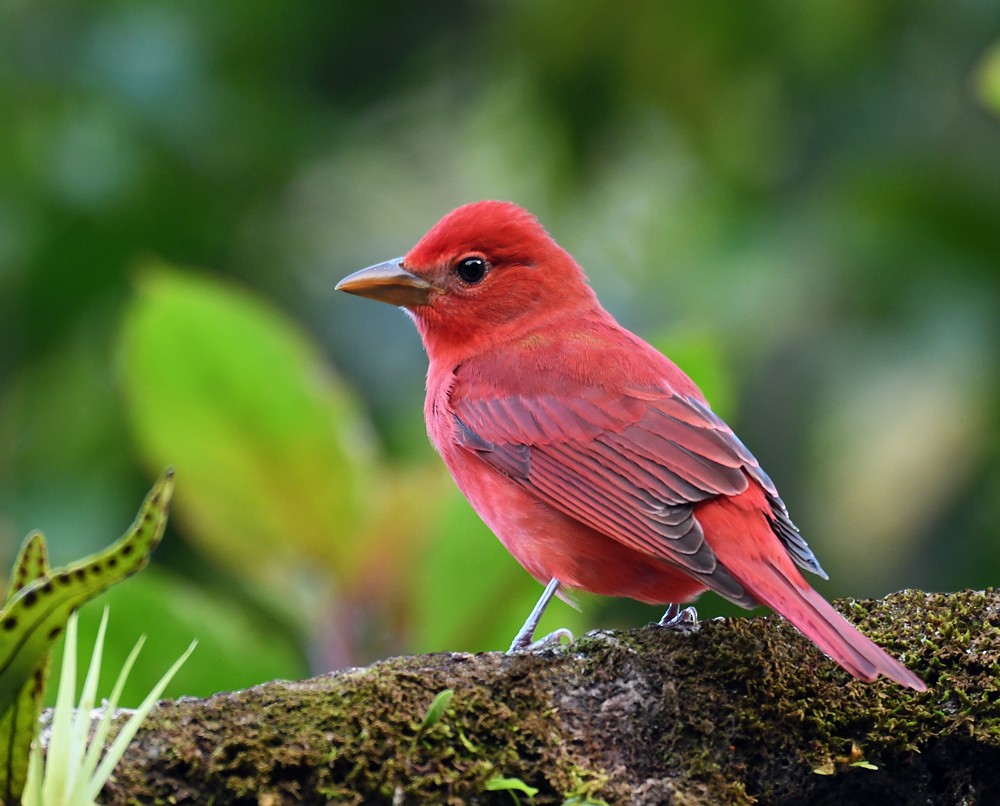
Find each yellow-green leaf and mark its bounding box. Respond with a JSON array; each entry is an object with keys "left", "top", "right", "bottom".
[
  {"left": 3, "top": 534, "right": 50, "bottom": 608},
  {"left": 418, "top": 688, "right": 454, "bottom": 732},
  {"left": 118, "top": 263, "right": 376, "bottom": 585},
  {"left": 485, "top": 776, "right": 539, "bottom": 797}
]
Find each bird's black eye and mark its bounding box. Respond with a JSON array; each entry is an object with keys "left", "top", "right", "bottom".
[{"left": 454, "top": 257, "right": 488, "bottom": 285}]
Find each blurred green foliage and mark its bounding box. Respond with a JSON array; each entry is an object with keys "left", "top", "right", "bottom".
[
  {"left": 120, "top": 264, "right": 375, "bottom": 585},
  {"left": 2, "top": 1, "right": 999, "bottom": 702}
]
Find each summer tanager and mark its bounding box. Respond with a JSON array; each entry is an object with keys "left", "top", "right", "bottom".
[{"left": 337, "top": 200, "right": 925, "bottom": 690}]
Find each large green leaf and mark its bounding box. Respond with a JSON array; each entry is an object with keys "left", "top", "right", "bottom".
[{"left": 118, "top": 264, "right": 376, "bottom": 584}]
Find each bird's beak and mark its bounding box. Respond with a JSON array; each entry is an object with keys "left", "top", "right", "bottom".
[{"left": 335, "top": 258, "right": 434, "bottom": 307}]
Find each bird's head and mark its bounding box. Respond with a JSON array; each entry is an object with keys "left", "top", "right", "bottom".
[{"left": 336, "top": 201, "right": 598, "bottom": 359}]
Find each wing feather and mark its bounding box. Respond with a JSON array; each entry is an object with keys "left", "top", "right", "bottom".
[
  {"left": 452, "top": 387, "right": 825, "bottom": 602},
  {"left": 539, "top": 442, "right": 710, "bottom": 560}
]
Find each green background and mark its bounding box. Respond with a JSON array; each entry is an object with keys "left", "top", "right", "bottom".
[{"left": 2, "top": 1, "right": 999, "bottom": 704}]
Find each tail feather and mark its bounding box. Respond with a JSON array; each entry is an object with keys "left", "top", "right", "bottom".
[
  {"left": 753, "top": 559, "right": 926, "bottom": 691},
  {"left": 697, "top": 484, "right": 925, "bottom": 690}
]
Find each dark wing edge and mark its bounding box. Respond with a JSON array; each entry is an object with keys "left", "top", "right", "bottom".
[
  {"left": 453, "top": 391, "right": 826, "bottom": 607},
  {"left": 682, "top": 396, "right": 829, "bottom": 581},
  {"left": 453, "top": 393, "right": 739, "bottom": 607}
]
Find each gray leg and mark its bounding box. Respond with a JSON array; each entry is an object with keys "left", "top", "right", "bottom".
[
  {"left": 658, "top": 603, "right": 699, "bottom": 631},
  {"left": 507, "top": 578, "right": 573, "bottom": 652}
]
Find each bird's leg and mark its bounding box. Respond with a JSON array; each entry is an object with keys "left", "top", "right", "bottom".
[
  {"left": 658, "top": 603, "right": 700, "bottom": 632},
  {"left": 507, "top": 578, "right": 574, "bottom": 652}
]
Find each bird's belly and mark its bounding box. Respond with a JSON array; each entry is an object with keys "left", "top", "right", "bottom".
[{"left": 443, "top": 449, "right": 707, "bottom": 605}]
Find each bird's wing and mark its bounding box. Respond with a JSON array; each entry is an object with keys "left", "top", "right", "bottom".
[{"left": 452, "top": 387, "right": 826, "bottom": 608}]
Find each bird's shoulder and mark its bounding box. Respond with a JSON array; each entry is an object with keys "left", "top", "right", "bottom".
[
  {"left": 450, "top": 313, "right": 703, "bottom": 404},
  {"left": 438, "top": 316, "right": 720, "bottom": 450}
]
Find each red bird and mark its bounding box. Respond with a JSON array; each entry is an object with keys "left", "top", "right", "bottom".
[{"left": 337, "top": 200, "right": 925, "bottom": 690}]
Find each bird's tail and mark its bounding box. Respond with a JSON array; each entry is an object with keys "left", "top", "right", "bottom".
[
  {"left": 698, "top": 487, "right": 926, "bottom": 691},
  {"left": 747, "top": 558, "right": 926, "bottom": 691}
]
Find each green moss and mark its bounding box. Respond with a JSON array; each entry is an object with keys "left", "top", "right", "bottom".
[
  {"left": 562, "top": 589, "right": 1000, "bottom": 803},
  {"left": 101, "top": 589, "right": 1000, "bottom": 805},
  {"left": 104, "top": 650, "right": 621, "bottom": 804}
]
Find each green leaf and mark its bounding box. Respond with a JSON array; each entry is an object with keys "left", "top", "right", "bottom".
[
  {"left": 850, "top": 760, "right": 879, "bottom": 771},
  {"left": 3, "top": 534, "right": 50, "bottom": 607},
  {"left": 418, "top": 688, "right": 454, "bottom": 732},
  {"left": 86, "top": 633, "right": 196, "bottom": 802},
  {"left": 23, "top": 609, "right": 196, "bottom": 806},
  {"left": 54, "top": 570, "right": 307, "bottom": 705},
  {"left": 1, "top": 473, "right": 172, "bottom": 804},
  {"left": 485, "top": 776, "right": 539, "bottom": 797},
  {"left": 118, "top": 263, "right": 376, "bottom": 586},
  {"left": 975, "top": 40, "right": 1000, "bottom": 115},
  {"left": 0, "top": 533, "right": 52, "bottom": 805},
  {"left": 0, "top": 469, "right": 173, "bottom": 713}
]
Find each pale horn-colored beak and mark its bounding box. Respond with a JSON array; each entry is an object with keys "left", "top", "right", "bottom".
[{"left": 335, "top": 258, "right": 434, "bottom": 307}]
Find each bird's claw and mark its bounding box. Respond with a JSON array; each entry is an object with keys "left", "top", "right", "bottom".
[
  {"left": 657, "top": 604, "right": 700, "bottom": 632},
  {"left": 506, "top": 577, "right": 565, "bottom": 652},
  {"left": 507, "top": 627, "right": 574, "bottom": 653}
]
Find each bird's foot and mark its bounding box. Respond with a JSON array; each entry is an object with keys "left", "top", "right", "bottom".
[
  {"left": 657, "top": 603, "right": 700, "bottom": 632},
  {"left": 507, "top": 577, "right": 565, "bottom": 653},
  {"left": 507, "top": 627, "right": 575, "bottom": 653}
]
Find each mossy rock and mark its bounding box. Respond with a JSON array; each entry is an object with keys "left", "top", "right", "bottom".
[{"left": 100, "top": 589, "right": 1000, "bottom": 805}]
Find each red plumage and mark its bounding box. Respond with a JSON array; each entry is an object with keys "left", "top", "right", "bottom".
[{"left": 337, "top": 200, "right": 925, "bottom": 690}]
